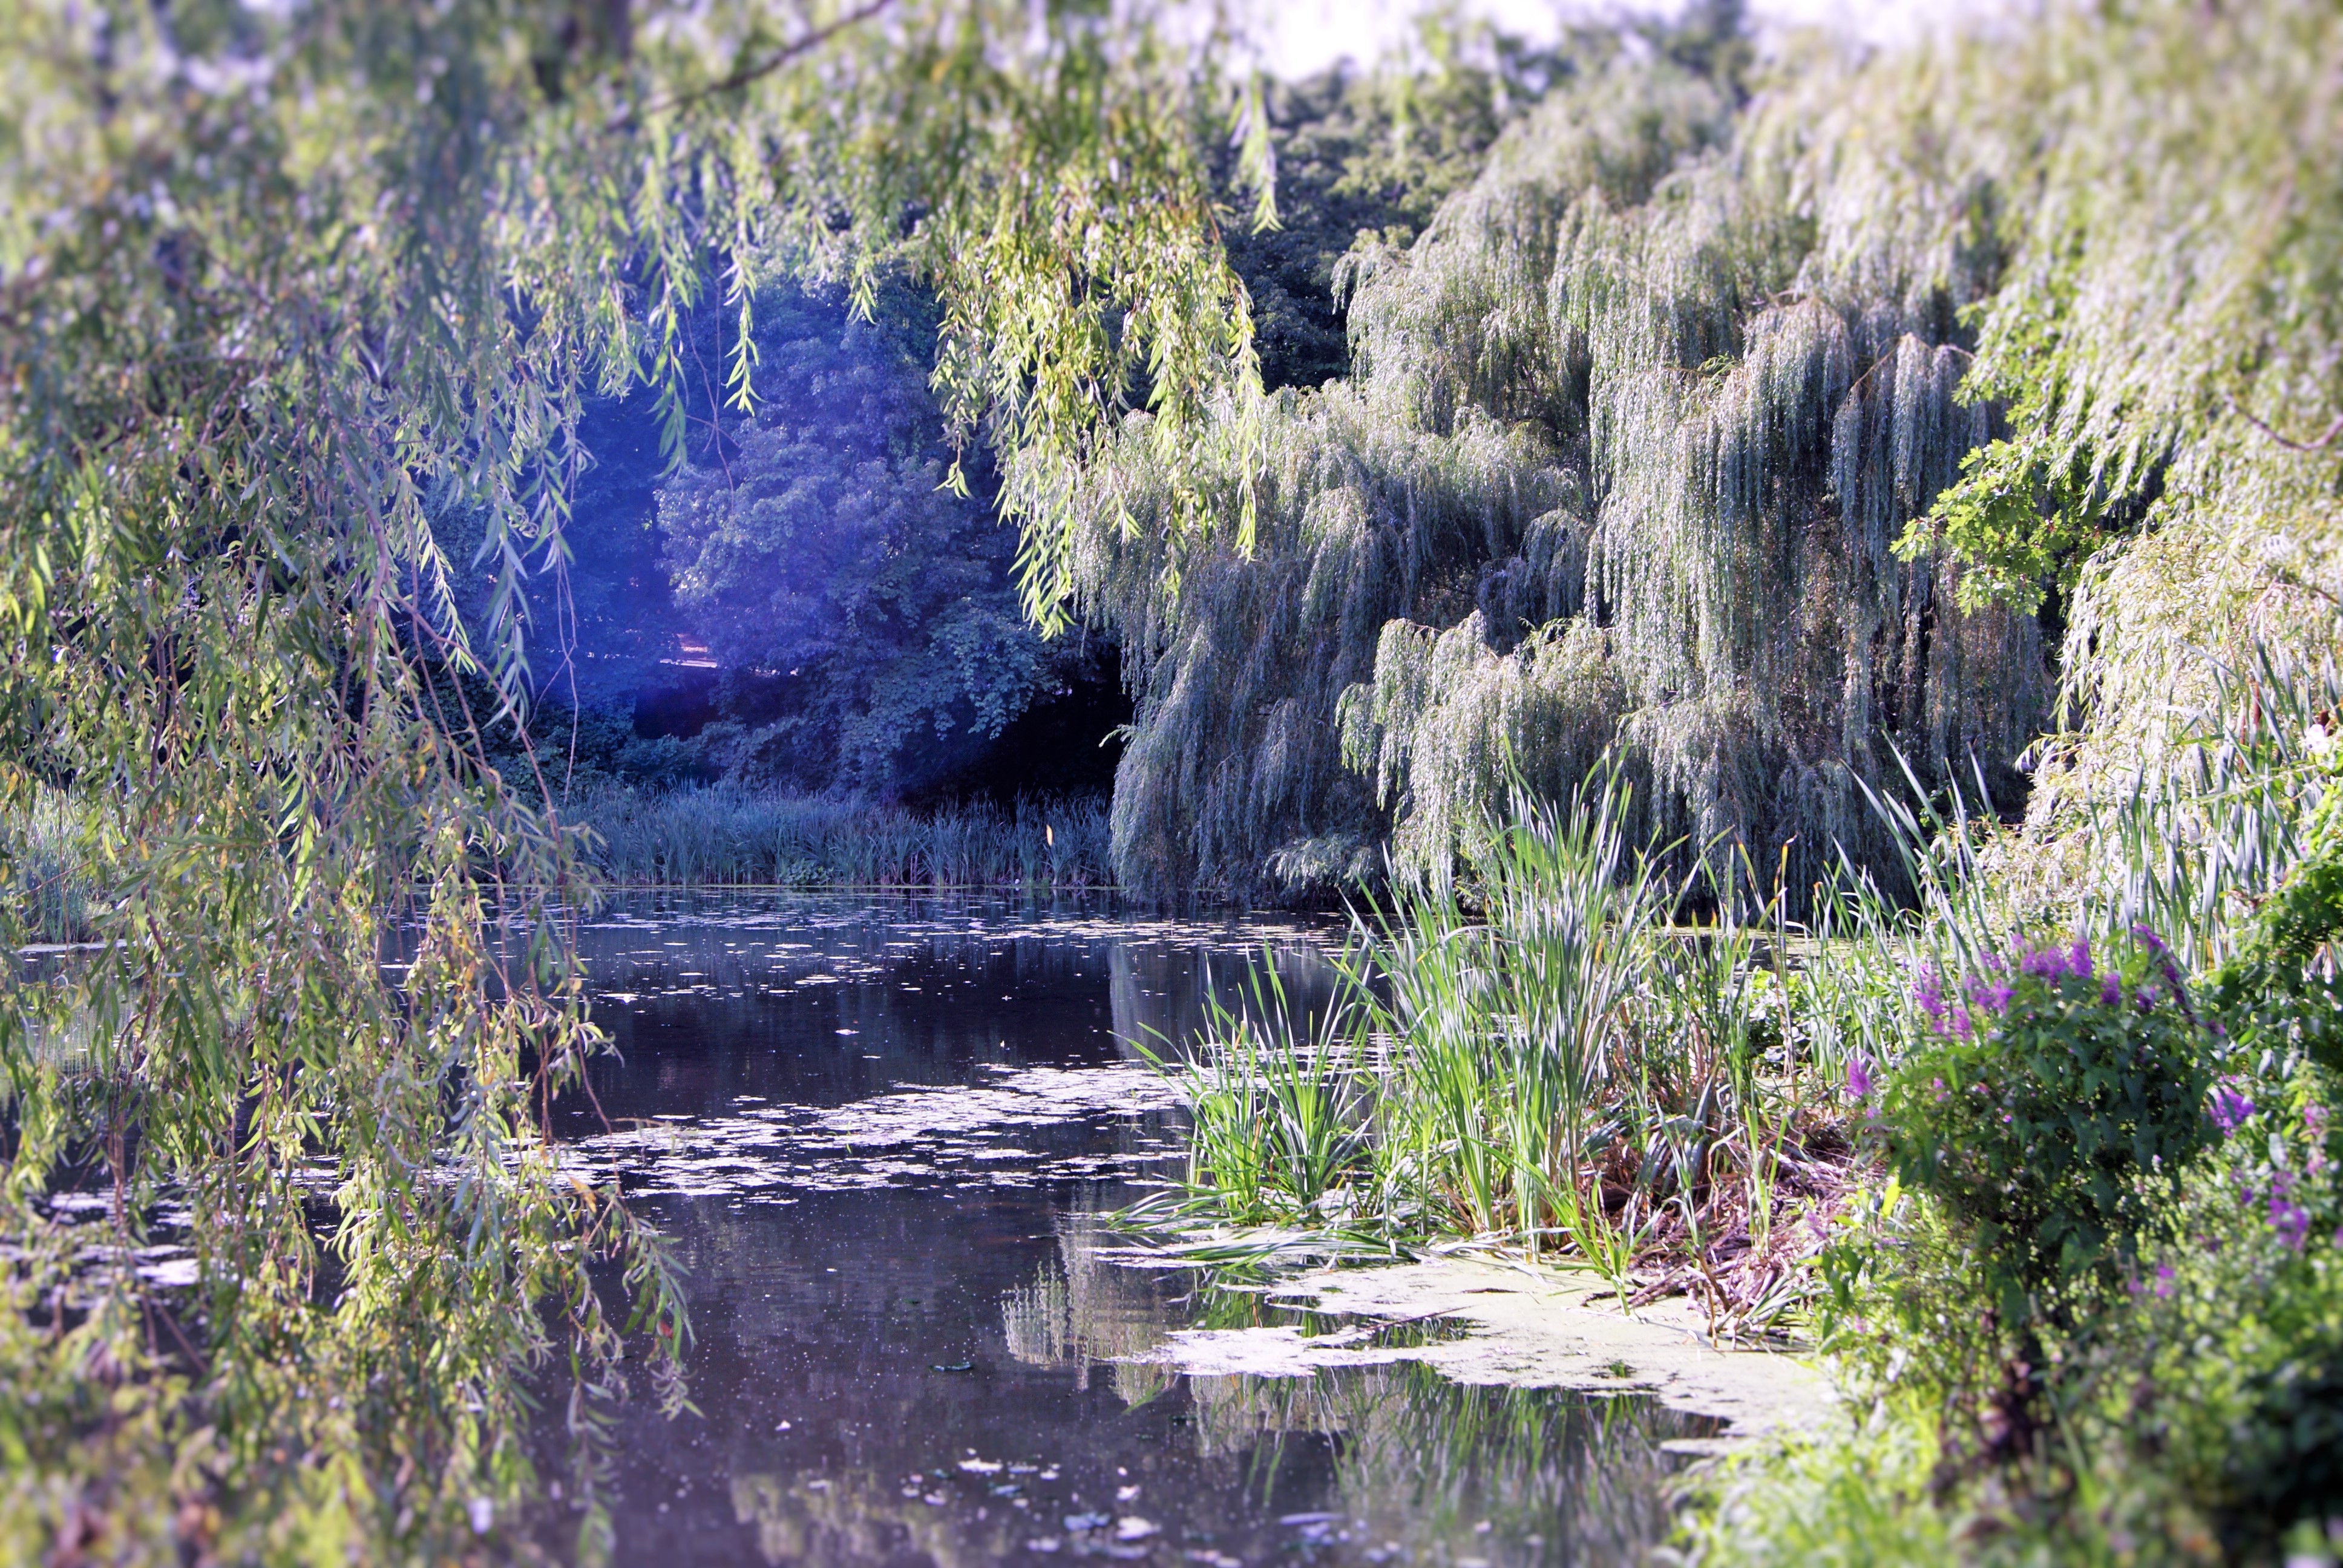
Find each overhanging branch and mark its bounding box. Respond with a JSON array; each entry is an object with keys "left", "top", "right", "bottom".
[{"left": 629, "top": 0, "right": 897, "bottom": 120}]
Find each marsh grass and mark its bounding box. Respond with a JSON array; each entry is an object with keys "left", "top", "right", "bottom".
[
  {"left": 1138, "top": 956, "right": 1376, "bottom": 1225},
  {"left": 571, "top": 786, "right": 1113, "bottom": 889},
  {"left": 1145, "top": 771, "right": 1872, "bottom": 1333}
]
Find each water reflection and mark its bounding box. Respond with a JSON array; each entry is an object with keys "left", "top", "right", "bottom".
[
  {"left": 534, "top": 893, "right": 1709, "bottom": 1566},
  {"left": 1001, "top": 1196, "right": 1182, "bottom": 1405}
]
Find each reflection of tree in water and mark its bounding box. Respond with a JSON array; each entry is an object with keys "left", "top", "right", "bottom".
[
  {"left": 1183, "top": 1364, "right": 1709, "bottom": 1566},
  {"left": 1001, "top": 1187, "right": 1182, "bottom": 1405},
  {"left": 1000, "top": 1205, "right": 1714, "bottom": 1566},
  {"left": 1107, "top": 939, "right": 1344, "bottom": 1064},
  {"left": 729, "top": 1468, "right": 1025, "bottom": 1568}
]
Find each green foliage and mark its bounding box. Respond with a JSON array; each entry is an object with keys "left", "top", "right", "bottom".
[
  {"left": 655, "top": 284, "right": 1066, "bottom": 795},
  {"left": 1076, "top": 9, "right": 2048, "bottom": 900},
  {"left": 1219, "top": 11, "right": 1582, "bottom": 393},
  {"left": 1901, "top": 438, "right": 2114, "bottom": 616},
  {"left": 1720, "top": 639, "right": 2343, "bottom": 1558},
  {"left": 1337, "top": 613, "right": 1623, "bottom": 881},
  {"left": 0, "top": 0, "right": 1262, "bottom": 1552},
  {"left": 2111, "top": 1079, "right": 2343, "bottom": 1536},
  {"left": 1071, "top": 0, "right": 2340, "bottom": 910},
  {"left": 1677, "top": 1394, "right": 1952, "bottom": 1567},
  {"left": 1881, "top": 938, "right": 2215, "bottom": 1309},
  {"left": 1804, "top": 1079, "right": 2343, "bottom": 1558},
  {"left": 2205, "top": 745, "right": 2343, "bottom": 1076},
  {"left": 1906, "top": 0, "right": 2343, "bottom": 626}
]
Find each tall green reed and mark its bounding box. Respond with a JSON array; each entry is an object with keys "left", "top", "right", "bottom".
[
  {"left": 2, "top": 787, "right": 103, "bottom": 946},
  {"left": 1344, "top": 772, "right": 1687, "bottom": 1304},
  {"left": 2080, "top": 637, "right": 2342, "bottom": 972},
  {"left": 1459, "top": 776, "right": 1669, "bottom": 1287},
  {"left": 1150, "top": 763, "right": 1897, "bottom": 1332},
  {"left": 1144, "top": 954, "right": 1375, "bottom": 1225}
]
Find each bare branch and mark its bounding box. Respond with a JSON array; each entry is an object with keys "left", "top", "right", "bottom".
[
  {"left": 631, "top": 0, "right": 897, "bottom": 120},
  {"left": 2227, "top": 393, "right": 2343, "bottom": 453}
]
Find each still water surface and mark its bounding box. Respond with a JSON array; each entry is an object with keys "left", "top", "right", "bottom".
[{"left": 539, "top": 893, "right": 1708, "bottom": 1567}]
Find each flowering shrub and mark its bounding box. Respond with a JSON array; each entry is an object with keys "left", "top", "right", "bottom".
[
  {"left": 1879, "top": 932, "right": 2217, "bottom": 1311},
  {"left": 2112, "top": 1076, "right": 2343, "bottom": 1532},
  {"left": 2203, "top": 1078, "right": 2341, "bottom": 1253}
]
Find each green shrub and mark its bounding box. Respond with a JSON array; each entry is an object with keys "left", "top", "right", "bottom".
[
  {"left": 1881, "top": 933, "right": 2217, "bottom": 1315},
  {"left": 2049, "top": 1073, "right": 2343, "bottom": 1550}
]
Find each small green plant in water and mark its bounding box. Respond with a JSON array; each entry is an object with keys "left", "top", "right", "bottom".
[{"left": 1144, "top": 956, "right": 1375, "bottom": 1226}]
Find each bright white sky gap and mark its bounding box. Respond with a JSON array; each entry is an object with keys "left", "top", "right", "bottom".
[{"left": 1259, "top": 0, "right": 1962, "bottom": 79}]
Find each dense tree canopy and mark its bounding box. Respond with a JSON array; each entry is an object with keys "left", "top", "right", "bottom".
[
  {"left": 0, "top": 0, "right": 1260, "bottom": 1551},
  {"left": 1062, "top": 0, "right": 2341, "bottom": 906}
]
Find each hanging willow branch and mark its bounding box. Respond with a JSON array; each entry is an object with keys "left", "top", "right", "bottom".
[
  {"left": 2226, "top": 396, "right": 2343, "bottom": 455},
  {"left": 0, "top": 0, "right": 1266, "bottom": 1555}
]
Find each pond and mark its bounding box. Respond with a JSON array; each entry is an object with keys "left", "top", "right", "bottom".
[{"left": 536, "top": 893, "right": 1720, "bottom": 1566}]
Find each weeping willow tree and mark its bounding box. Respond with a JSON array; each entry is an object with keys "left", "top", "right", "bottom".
[
  {"left": 1902, "top": 1, "right": 2343, "bottom": 922},
  {"left": 0, "top": 0, "right": 1263, "bottom": 1557},
  {"left": 1065, "top": 0, "right": 2340, "bottom": 904},
  {"left": 1061, "top": 27, "right": 2042, "bottom": 900}
]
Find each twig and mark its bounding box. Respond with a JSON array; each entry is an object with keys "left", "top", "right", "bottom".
[
  {"left": 627, "top": 0, "right": 896, "bottom": 120},
  {"left": 2226, "top": 393, "right": 2343, "bottom": 454}
]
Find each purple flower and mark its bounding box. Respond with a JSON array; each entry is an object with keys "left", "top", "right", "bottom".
[
  {"left": 2256, "top": 1170, "right": 2312, "bottom": 1250},
  {"left": 1913, "top": 965, "right": 1948, "bottom": 1028},
  {"left": 1844, "top": 1056, "right": 1873, "bottom": 1101},
  {"left": 2016, "top": 938, "right": 2093, "bottom": 982},
  {"left": 2270, "top": 1194, "right": 2312, "bottom": 1251},
  {"left": 2100, "top": 972, "right": 2123, "bottom": 1006},
  {"left": 2154, "top": 1263, "right": 2175, "bottom": 1298},
  {"left": 1964, "top": 975, "right": 2016, "bottom": 1018},
  {"left": 2129, "top": 924, "right": 2198, "bottom": 1022},
  {"left": 2208, "top": 1079, "right": 2256, "bottom": 1137}
]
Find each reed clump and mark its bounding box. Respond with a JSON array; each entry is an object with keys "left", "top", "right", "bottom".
[
  {"left": 1, "top": 788, "right": 103, "bottom": 946},
  {"left": 1149, "top": 769, "right": 1876, "bottom": 1336},
  {"left": 571, "top": 787, "right": 1115, "bottom": 890}
]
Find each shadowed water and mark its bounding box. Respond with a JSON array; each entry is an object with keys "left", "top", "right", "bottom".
[{"left": 532, "top": 892, "right": 1715, "bottom": 1566}]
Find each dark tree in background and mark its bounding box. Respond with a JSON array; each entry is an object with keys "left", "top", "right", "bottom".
[
  {"left": 1225, "top": 15, "right": 1575, "bottom": 393},
  {"left": 654, "top": 286, "right": 1101, "bottom": 800}
]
